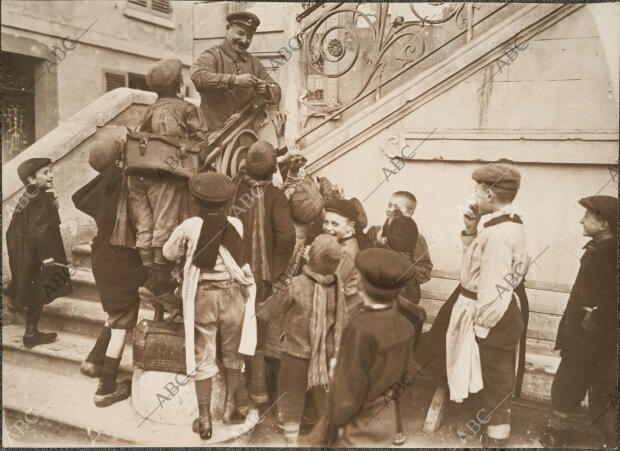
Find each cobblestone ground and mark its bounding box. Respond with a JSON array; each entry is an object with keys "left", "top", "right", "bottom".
[{"left": 233, "top": 380, "right": 607, "bottom": 448}]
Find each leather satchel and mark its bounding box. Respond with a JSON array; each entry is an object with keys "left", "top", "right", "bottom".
[
  {"left": 124, "top": 129, "right": 202, "bottom": 179},
  {"left": 133, "top": 318, "right": 186, "bottom": 374}
]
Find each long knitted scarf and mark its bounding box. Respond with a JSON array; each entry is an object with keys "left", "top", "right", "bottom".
[
  {"left": 242, "top": 174, "right": 272, "bottom": 285},
  {"left": 306, "top": 266, "right": 347, "bottom": 390}
]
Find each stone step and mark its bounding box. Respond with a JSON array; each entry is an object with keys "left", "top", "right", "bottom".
[
  {"left": 71, "top": 243, "right": 93, "bottom": 270},
  {"left": 11, "top": 296, "right": 155, "bottom": 340},
  {"left": 2, "top": 324, "right": 133, "bottom": 378},
  {"left": 2, "top": 361, "right": 258, "bottom": 447},
  {"left": 8, "top": 292, "right": 562, "bottom": 404}
]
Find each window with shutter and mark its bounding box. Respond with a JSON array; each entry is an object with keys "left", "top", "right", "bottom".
[
  {"left": 151, "top": 0, "right": 171, "bottom": 15},
  {"left": 128, "top": 73, "right": 150, "bottom": 91},
  {"left": 105, "top": 72, "right": 127, "bottom": 92},
  {"left": 126, "top": 0, "right": 171, "bottom": 16}
]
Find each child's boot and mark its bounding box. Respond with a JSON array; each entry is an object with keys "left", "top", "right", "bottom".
[
  {"left": 23, "top": 305, "right": 57, "bottom": 349},
  {"left": 249, "top": 351, "right": 269, "bottom": 404},
  {"left": 192, "top": 378, "right": 213, "bottom": 440},
  {"left": 223, "top": 368, "right": 249, "bottom": 424},
  {"left": 81, "top": 326, "right": 111, "bottom": 377},
  {"left": 143, "top": 248, "right": 175, "bottom": 296},
  {"left": 94, "top": 356, "right": 131, "bottom": 407}
]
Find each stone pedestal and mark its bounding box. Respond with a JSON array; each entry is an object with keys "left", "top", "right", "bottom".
[{"left": 131, "top": 368, "right": 226, "bottom": 425}]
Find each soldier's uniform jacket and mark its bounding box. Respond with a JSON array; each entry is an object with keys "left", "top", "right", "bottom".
[
  {"left": 191, "top": 40, "right": 281, "bottom": 131},
  {"left": 555, "top": 236, "right": 617, "bottom": 359}
]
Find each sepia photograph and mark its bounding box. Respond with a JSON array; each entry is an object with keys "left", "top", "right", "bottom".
[{"left": 1, "top": 0, "right": 619, "bottom": 448}]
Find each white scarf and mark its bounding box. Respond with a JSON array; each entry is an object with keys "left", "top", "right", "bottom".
[{"left": 181, "top": 219, "right": 257, "bottom": 376}]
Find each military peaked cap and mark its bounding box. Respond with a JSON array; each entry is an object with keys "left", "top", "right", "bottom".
[
  {"left": 226, "top": 11, "right": 260, "bottom": 33},
  {"left": 356, "top": 248, "right": 416, "bottom": 302}
]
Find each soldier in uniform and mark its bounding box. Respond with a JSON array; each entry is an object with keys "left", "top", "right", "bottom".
[
  {"left": 539, "top": 195, "right": 617, "bottom": 448},
  {"left": 329, "top": 248, "right": 417, "bottom": 447},
  {"left": 190, "top": 11, "right": 281, "bottom": 132}
]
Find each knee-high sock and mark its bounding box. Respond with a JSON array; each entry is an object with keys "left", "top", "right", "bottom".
[
  {"left": 105, "top": 328, "right": 127, "bottom": 359},
  {"left": 25, "top": 304, "right": 44, "bottom": 335},
  {"left": 87, "top": 326, "right": 112, "bottom": 364},
  {"left": 97, "top": 356, "right": 121, "bottom": 395},
  {"left": 195, "top": 378, "right": 213, "bottom": 407}
]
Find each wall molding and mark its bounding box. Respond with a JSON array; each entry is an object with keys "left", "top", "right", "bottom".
[{"left": 381, "top": 129, "right": 619, "bottom": 165}]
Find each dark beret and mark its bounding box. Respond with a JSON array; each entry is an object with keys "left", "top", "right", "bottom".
[
  {"left": 579, "top": 195, "right": 618, "bottom": 227},
  {"left": 349, "top": 197, "right": 368, "bottom": 230},
  {"left": 472, "top": 163, "right": 521, "bottom": 192},
  {"left": 356, "top": 248, "right": 416, "bottom": 302},
  {"left": 17, "top": 158, "right": 52, "bottom": 185},
  {"left": 307, "top": 234, "right": 342, "bottom": 275},
  {"left": 88, "top": 139, "right": 122, "bottom": 173},
  {"left": 246, "top": 140, "right": 277, "bottom": 180},
  {"left": 189, "top": 172, "right": 235, "bottom": 205},
  {"left": 325, "top": 199, "right": 358, "bottom": 223},
  {"left": 146, "top": 59, "right": 183, "bottom": 94},
  {"left": 387, "top": 216, "right": 419, "bottom": 253},
  {"left": 226, "top": 11, "right": 260, "bottom": 32}
]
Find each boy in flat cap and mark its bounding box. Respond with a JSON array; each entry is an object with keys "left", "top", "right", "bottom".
[
  {"left": 6, "top": 158, "right": 72, "bottom": 348},
  {"left": 257, "top": 234, "right": 346, "bottom": 446},
  {"left": 163, "top": 172, "right": 257, "bottom": 439},
  {"left": 539, "top": 195, "right": 617, "bottom": 448},
  {"left": 425, "top": 163, "right": 530, "bottom": 446},
  {"left": 72, "top": 140, "right": 146, "bottom": 406},
  {"left": 126, "top": 58, "right": 208, "bottom": 296},
  {"left": 323, "top": 199, "right": 363, "bottom": 315},
  {"left": 191, "top": 11, "right": 281, "bottom": 132},
  {"left": 328, "top": 248, "right": 417, "bottom": 447},
  {"left": 229, "top": 139, "right": 295, "bottom": 405},
  {"left": 367, "top": 190, "right": 433, "bottom": 303}
]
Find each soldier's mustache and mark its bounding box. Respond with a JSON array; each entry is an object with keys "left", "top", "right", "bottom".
[{"left": 234, "top": 40, "right": 249, "bottom": 49}]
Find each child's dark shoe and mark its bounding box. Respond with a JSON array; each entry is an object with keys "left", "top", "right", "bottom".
[
  {"left": 23, "top": 330, "right": 57, "bottom": 348},
  {"left": 94, "top": 379, "right": 131, "bottom": 407}
]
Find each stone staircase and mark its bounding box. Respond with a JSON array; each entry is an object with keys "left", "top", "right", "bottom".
[
  {"left": 3, "top": 238, "right": 570, "bottom": 446},
  {"left": 2, "top": 244, "right": 259, "bottom": 447}
]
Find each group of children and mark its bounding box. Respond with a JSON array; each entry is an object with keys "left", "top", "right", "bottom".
[{"left": 5, "top": 55, "right": 617, "bottom": 448}]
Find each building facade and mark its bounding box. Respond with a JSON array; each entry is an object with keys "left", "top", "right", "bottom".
[{"left": 1, "top": 0, "right": 195, "bottom": 161}]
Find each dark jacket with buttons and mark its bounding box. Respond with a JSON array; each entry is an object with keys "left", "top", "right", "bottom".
[
  {"left": 190, "top": 40, "right": 281, "bottom": 131},
  {"left": 555, "top": 237, "right": 617, "bottom": 359}
]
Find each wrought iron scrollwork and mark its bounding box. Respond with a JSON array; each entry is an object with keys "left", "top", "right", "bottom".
[{"left": 298, "top": 2, "right": 466, "bottom": 123}]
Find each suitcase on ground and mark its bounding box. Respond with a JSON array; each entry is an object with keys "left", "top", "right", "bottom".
[
  {"left": 124, "top": 129, "right": 202, "bottom": 179},
  {"left": 133, "top": 318, "right": 186, "bottom": 374}
]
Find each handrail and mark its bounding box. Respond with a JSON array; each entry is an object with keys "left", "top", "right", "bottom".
[{"left": 295, "top": 3, "right": 510, "bottom": 143}]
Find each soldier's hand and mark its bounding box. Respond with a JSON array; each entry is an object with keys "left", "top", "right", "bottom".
[
  {"left": 256, "top": 80, "right": 267, "bottom": 95},
  {"left": 234, "top": 74, "right": 259, "bottom": 88}
]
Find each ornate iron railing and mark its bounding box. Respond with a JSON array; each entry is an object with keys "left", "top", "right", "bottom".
[{"left": 294, "top": 2, "right": 510, "bottom": 143}]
